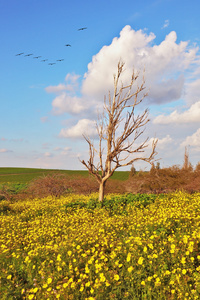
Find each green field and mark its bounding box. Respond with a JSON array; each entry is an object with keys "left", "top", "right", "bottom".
[{"left": 0, "top": 167, "right": 130, "bottom": 183}]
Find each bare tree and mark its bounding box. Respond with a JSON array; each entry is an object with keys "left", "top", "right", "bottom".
[
  {"left": 182, "top": 146, "right": 192, "bottom": 171},
  {"left": 81, "top": 62, "right": 157, "bottom": 201},
  {"left": 183, "top": 146, "right": 189, "bottom": 170}
]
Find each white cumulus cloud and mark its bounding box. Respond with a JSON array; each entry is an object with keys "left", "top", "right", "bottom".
[
  {"left": 52, "top": 94, "right": 85, "bottom": 115},
  {"left": 148, "top": 135, "right": 172, "bottom": 151},
  {"left": 149, "top": 75, "right": 185, "bottom": 104},
  {"left": 59, "top": 119, "right": 97, "bottom": 139},
  {"left": 181, "top": 128, "right": 200, "bottom": 150},
  {"left": 47, "top": 25, "right": 200, "bottom": 139},
  {"left": 46, "top": 73, "right": 80, "bottom": 94},
  {"left": 185, "top": 78, "right": 200, "bottom": 105},
  {"left": 82, "top": 27, "right": 198, "bottom": 105},
  {"left": 153, "top": 101, "right": 200, "bottom": 124},
  {"left": 157, "top": 135, "right": 173, "bottom": 149},
  {"left": 46, "top": 73, "right": 84, "bottom": 115}
]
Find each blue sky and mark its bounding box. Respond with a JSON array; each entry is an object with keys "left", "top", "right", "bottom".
[{"left": 1, "top": 0, "right": 200, "bottom": 170}]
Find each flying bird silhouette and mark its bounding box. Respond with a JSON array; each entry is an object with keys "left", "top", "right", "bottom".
[
  {"left": 15, "top": 52, "right": 24, "bottom": 56},
  {"left": 33, "top": 56, "right": 42, "bottom": 59},
  {"left": 78, "top": 27, "right": 87, "bottom": 31},
  {"left": 48, "top": 63, "right": 56, "bottom": 65},
  {"left": 57, "top": 59, "right": 64, "bottom": 62},
  {"left": 24, "top": 54, "right": 33, "bottom": 56},
  {"left": 41, "top": 59, "right": 48, "bottom": 62},
  {"left": 65, "top": 44, "right": 71, "bottom": 47}
]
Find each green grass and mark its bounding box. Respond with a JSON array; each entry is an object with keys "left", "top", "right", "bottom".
[
  {"left": 0, "top": 168, "right": 130, "bottom": 183},
  {"left": 111, "top": 171, "right": 130, "bottom": 181}
]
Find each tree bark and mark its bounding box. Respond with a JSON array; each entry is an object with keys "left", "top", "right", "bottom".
[{"left": 99, "top": 181, "right": 106, "bottom": 202}]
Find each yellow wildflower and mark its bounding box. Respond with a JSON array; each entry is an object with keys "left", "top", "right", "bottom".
[
  {"left": 138, "top": 257, "right": 144, "bottom": 265},
  {"left": 127, "top": 252, "right": 131, "bottom": 262},
  {"left": 181, "top": 257, "right": 186, "bottom": 264},
  {"left": 143, "top": 246, "right": 147, "bottom": 253},
  {"left": 114, "top": 274, "right": 119, "bottom": 281},
  {"left": 47, "top": 277, "right": 52, "bottom": 284},
  {"left": 85, "top": 281, "right": 91, "bottom": 287},
  {"left": 57, "top": 254, "right": 61, "bottom": 261},
  {"left": 128, "top": 266, "right": 133, "bottom": 273},
  {"left": 68, "top": 250, "right": 72, "bottom": 256},
  {"left": 79, "top": 285, "right": 84, "bottom": 292},
  {"left": 100, "top": 273, "right": 106, "bottom": 282}
]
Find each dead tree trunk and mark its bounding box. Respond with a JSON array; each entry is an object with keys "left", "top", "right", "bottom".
[{"left": 99, "top": 180, "right": 106, "bottom": 202}]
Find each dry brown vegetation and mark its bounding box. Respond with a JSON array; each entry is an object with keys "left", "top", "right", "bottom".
[
  {"left": 1, "top": 157, "right": 200, "bottom": 201},
  {"left": 125, "top": 165, "right": 200, "bottom": 194},
  {"left": 26, "top": 173, "right": 127, "bottom": 197},
  {"left": 124, "top": 148, "right": 200, "bottom": 194}
]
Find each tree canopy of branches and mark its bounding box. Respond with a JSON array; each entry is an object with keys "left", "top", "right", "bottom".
[{"left": 81, "top": 62, "right": 157, "bottom": 201}]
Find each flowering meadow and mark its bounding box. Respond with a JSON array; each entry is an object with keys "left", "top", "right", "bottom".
[{"left": 0, "top": 192, "right": 200, "bottom": 299}]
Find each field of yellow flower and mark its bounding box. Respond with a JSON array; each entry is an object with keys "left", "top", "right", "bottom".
[{"left": 0, "top": 192, "right": 200, "bottom": 299}]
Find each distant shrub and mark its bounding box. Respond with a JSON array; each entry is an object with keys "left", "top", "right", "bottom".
[
  {"left": 27, "top": 173, "right": 70, "bottom": 198},
  {"left": 129, "top": 164, "right": 136, "bottom": 178},
  {"left": 155, "top": 162, "right": 160, "bottom": 169},
  {"left": 67, "top": 175, "right": 99, "bottom": 194},
  {"left": 125, "top": 164, "right": 200, "bottom": 194},
  {"left": 0, "top": 183, "right": 28, "bottom": 201}
]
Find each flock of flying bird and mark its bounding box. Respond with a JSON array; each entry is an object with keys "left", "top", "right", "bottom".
[{"left": 15, "top": 27, "right": 87, "bottom": 66}]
